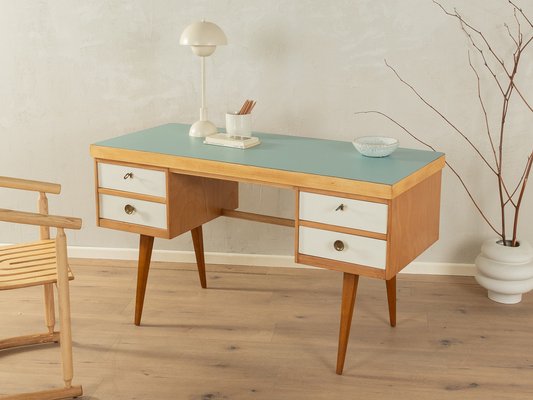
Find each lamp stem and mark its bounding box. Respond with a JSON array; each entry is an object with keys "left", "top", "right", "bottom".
[{"left": 200, "top": 56, "right": 207, "bottom": 121}]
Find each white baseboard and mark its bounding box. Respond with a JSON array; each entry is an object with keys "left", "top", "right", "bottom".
[{"left": 69, "top": 246, "right": 476, "bottom": 277}]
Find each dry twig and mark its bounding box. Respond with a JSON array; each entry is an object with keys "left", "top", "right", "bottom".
[{"left": 357, "top": 1, "right": 533, "bottom": 246}]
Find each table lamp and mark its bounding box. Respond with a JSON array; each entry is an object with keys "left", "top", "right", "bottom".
[{"left": 180, "top": 20, "right": 227, "bottom": 137}]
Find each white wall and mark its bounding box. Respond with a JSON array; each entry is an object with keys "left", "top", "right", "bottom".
[{"left": 1, "top": 0, "right": 531, "bottom": 264}]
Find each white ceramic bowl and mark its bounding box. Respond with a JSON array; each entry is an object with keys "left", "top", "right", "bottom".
[{"left": 353, "top": 136, "right": 399, "bottom": 157}]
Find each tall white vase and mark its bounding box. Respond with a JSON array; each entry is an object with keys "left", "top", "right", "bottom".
[{"left": 475, "top": 239, "right": 533, "bottom": 304}]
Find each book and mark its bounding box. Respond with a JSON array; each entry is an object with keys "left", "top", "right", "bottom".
[{"left": 204, "top": 133, "right": 261, "bottom": 149}]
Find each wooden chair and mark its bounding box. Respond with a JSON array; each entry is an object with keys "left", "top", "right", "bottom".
[{"left": 0, "top": 176, "right": 83, "bottom": 400}]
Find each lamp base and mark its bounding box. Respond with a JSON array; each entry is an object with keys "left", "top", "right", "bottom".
[{"left": 189, "top": 120, "right": 218, "bottom": 137}]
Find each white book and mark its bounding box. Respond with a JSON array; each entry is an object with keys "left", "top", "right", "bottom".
[{"left": 204, "top": 133, "right": 261, "bottom": 149}]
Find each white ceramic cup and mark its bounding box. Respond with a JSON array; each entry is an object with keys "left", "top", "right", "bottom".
[{"left": 225, "top": 113, "right": 252, "bottom": 137}]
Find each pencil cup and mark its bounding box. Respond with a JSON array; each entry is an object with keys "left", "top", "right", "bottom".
[{"left": 226, "top": 113, "right": 252, "bottom": 137}]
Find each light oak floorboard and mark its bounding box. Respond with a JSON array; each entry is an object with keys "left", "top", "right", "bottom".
[{"left": 1, "top": 259, "right": 532, "bottom": 399}]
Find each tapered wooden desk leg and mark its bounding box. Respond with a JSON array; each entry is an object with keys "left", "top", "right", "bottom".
[
  {"left": 191, "top": 225, "right": 207, "bottom": 289},
  {"left": 386, "top": 276, "right": 397, "bottom": 327},
  {"left": 336, "top": 273, "right": 359, "bottom": 375},
  {"left": 135, "top": 234, "right": 154, "bottom": 326}
]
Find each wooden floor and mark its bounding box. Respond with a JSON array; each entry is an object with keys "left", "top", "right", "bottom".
[{"left": 1, "top": 259, "right": 533, "bottom": 400}]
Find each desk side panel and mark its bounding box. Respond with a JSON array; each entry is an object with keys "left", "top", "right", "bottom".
[
  {"left": 386, "top": 170, "right": 442, "bottom": 279},
  {"left": 167, "top": 173, "right": 238, "bottom": 238}
]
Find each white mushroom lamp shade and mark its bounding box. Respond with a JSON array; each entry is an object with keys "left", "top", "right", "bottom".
[
  {"left": 180, "top": 21, "right": 227, "bottom": 56},
  {"left": 180, "top": 21, "right": 227, "bottom": 137}
]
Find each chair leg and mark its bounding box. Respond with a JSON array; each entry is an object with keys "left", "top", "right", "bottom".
[
  {"left": 44, "top": 283, "right": 56, "bottom": 334},
  {"left": 1, "top": 385, "right": 83, "bottom": 400},
  {"left": 55, "top": 229, "right": 75, "bottom": 390},
  {"left": 1, "top": 231, "right": 83, "bottom": 400},
  {"left": 0, "top": 332, "right": 60, "bottom": 351}
]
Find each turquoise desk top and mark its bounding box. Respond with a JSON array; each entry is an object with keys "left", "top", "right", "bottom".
[{"left": 94, "top": 123, "right": 443, "bottom": 186}]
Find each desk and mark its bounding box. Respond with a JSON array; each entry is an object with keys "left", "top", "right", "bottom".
[{"left": 90, "top": 123, "right": 444, "bottom": 374}]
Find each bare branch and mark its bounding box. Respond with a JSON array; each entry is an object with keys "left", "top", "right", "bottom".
[
  {"left": 511, "top": 36, "right": 533, "bottom": 112},
  {"left": 354, "top": 110, "right": 502, "bottom": 237},
  {"left": 434, "top": 1, "right": 511, "bottom": 76},
  {"left": 454, "top": 13, "right": 506, "bottom": 95},
  {"left": 511, "top": 152, "right": 533, "bottom": 245},
  {"left": 385, "top": 59, "right": 498, "bottom": 174},
  {"left": 468, "top": 52, "right": 518, "bottom": 206},
  {"left": 513, "top": 8, "right": 522, "bottom": 45},
  {"left": 354, "top": 111, "right": 436, "bottom": 150},
  {"left": 494, "top": 78, "right": 518, "bottom": 241},
  {"left": 465, "top": 52, "right": 522, "bottom": 208},
  {"left": 504, "top": 22, "right": 519, "bottom": 46},
  {"left": 437, "top": 0, "right": 533, "bottom": 115},
  {"left": 366, "top": 2, "right": 532, "bottom": 240},
  {"left": 506, "top": 151, "right": 533, "bottom": 204},
  {"left": 513, "top": 85, "right": 533, "bottom": 112},
  {"left": 437, "top": 1, "right": 532, "bottom": 112},
  {"left": 515, "top": 23, "right": 524, "bottom": 62},
  {"left": 509, "top": 0, "right": 533, "bottom": 28},
  {"left": 520, "top": 35, "right": 533, "bottom": 54},
  {"left": 468, "top": 52, "right": 498, "bottom": 168}
]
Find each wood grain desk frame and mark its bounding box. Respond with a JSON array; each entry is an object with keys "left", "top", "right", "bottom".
[{"left": 90, "top": 124, "right": 445, "bottom": 375}]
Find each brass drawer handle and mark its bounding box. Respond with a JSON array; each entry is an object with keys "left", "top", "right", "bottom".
[
  {"left": 124, "top": 172, "right": 134, "bottom": 180},
  {"left": 334, "top": 240, "right": 345, "bottom": 251},
  {"left": 335, "top": 204, "right": 345, "bottom": 211},
  {"left": 124, "top": 204, "right": 136, "bottom": 215}
]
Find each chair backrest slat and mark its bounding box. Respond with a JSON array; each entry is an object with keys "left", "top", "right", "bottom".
[{"left": 0, "top": 176, "right": 61, "bottom": 194}]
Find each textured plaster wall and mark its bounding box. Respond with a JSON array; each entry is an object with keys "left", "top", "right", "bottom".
[{"left": 0, "top": 0, "right": 531, "bottom": 263}]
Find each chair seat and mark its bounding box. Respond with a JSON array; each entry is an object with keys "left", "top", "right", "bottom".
[{"left": 0, "top": 240, "right": 74, "bottom": 290}]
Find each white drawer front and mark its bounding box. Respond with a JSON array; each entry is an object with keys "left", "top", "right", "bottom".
[
  {"left": 98, "top": 163, "right": 166, "bottom": 197},
  {"left": 99, "top": 194, "right": 167, "bottom": 229},
  {"left": 299, "top": 192, "right": 388, "bottom": 234},
  {"left": 299, "top": 226, "right": 387, "bottom": 269}
]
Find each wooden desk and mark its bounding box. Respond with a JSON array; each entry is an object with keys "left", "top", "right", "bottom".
[{"left": 90, "top": 123, "right": 444, "bottom": 374}]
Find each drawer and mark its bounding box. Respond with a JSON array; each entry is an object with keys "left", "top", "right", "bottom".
[
  {"left": 99, "top": 194, "right": 167, "bottom": 229},
  {"left": 298, "top": 226, "right": 387, "bottom": 269},
  {"left": 98, "top": 163, "right": 166, "bottom": 197},
  {"left": 299, "top": 192, "right": 387, "bottom": 234}
]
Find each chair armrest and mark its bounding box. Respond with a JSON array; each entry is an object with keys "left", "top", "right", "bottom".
[
  {"left": 0, "top": 209, "right": 82, "bottom": 230},
  {"left": 0, "top": 176, "right": 61, "bottom": 194}
]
